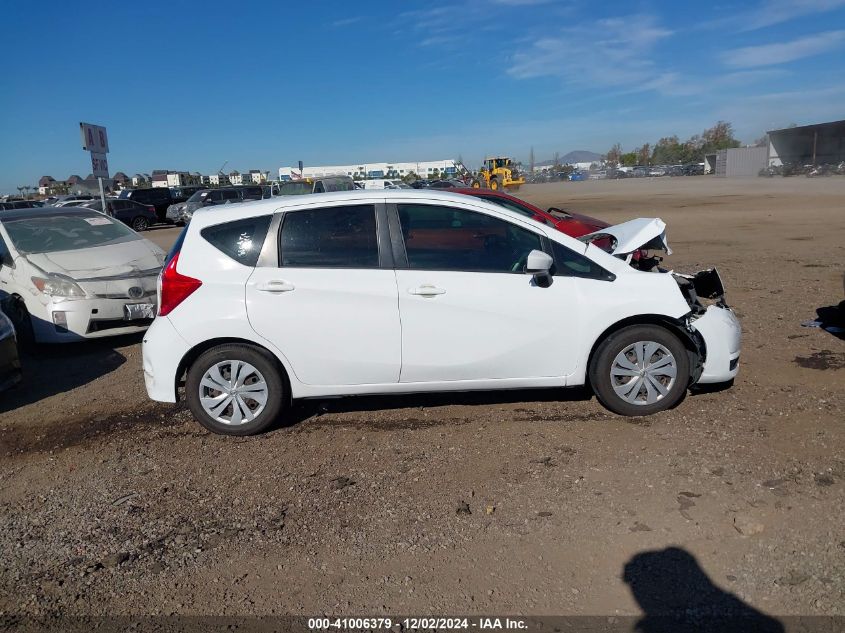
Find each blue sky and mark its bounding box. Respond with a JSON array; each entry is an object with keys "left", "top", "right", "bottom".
[{"left": 3, "top": 0, "right": 845, "bottom": 194}]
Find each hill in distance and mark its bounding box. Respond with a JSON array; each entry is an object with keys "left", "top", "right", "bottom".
[{"left": 535, "top": 150, "right": 602, "bottom": 166}]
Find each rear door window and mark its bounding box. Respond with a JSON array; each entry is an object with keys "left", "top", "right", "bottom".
[
  {"left": 200, "top": 216, "right": 272, "bottom": 267},
  {"left": 222, "top": 189, "right": 240, "bottom": 202},
  {"left": 279, "top": 205, "right": 378, "bottom": 268}
]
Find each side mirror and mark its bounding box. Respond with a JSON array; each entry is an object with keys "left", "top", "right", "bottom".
[{"left": 525, "top": 249, "right": 553, "bottom": 288}]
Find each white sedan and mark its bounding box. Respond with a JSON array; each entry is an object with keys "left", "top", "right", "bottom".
[
  {"left": 142, "top": 190, "right": 740, "bottom": 435},
  {"left": 0, "top": 207, "right": 165, "bottom": 342}
]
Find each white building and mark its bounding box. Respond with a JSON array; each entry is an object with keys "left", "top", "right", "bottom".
[
  {"left": 279, "top": 159, "right": 463, "bottom": 181},
  {"left": 209, "top": 173, "right": 230, "bottom": 186}
]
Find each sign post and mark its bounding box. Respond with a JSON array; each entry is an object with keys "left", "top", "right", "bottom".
[{"left": 80, "top": 122, "right": 110, "bottom": 213}]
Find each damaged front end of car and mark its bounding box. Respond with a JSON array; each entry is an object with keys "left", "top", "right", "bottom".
[{"left": 580, "top": 218, "right": 741, "bottom": 385}]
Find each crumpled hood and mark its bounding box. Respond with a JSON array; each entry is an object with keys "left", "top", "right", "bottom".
[
  {"left": 578, "top": 217, "right": 671, "bottom": 256},
  {"left": 24, "top": 239, "right": 164, "bottom": 280}
]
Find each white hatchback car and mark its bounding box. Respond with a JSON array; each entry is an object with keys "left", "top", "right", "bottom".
[{"left": 142, "top": 190, "right": 740, "bottom": 435}]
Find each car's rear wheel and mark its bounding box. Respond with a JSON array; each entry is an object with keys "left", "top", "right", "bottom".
[
  {"left": 131, "top": 216, "right": 150, "bottom": 232},
  {"left": 589, "top": 325, "right": 689, "bottom": 416},
  {"left": 185, "top": 344, "right": 284, "bottom": 435}
]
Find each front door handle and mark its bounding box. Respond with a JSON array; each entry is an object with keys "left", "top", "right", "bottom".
[
  {"left": 409, "top": 285, "right": 446, "bottom": 297},
  {"left": 257, "top": 280, "right": 295, "bottom": 293}
]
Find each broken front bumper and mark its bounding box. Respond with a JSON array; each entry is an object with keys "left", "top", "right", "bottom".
[
  {"left": 30, "top": 295, "right": 156, "bottom": 343},
  {"left": 690, "top": 305, "right": 741, "bottom": 384}
]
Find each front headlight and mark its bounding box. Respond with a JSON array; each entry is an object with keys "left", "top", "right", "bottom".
[{"left": 31, "top": 275, "right": 86, "bottom": 298}]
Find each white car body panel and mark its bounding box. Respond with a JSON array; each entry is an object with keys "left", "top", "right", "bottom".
[
  {"left": 246, "top": 267, "right": 401, "bottom": 385},
  {"left": 690, "top": 305, "right": 741, "bottom": 383},
  {"left": 141, "top": 190, "right": 741, "bottom": 406},
  {"left": 396, "top": 270, "right": 579, "bottom": 382},
  {"left": 580, "top": 217, "right": 672, "bottom": 255}
]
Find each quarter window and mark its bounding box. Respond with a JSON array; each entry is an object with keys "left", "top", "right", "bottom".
[
  {"left": 280, "top": 205, "right": 378, "bottom": 268},
  {"left": 551, "top": 240, "right": 614, "bottom": 281},
  {"left": 397, "top": 204, "right": 541, "bottom": 273},
  {"left": 201, "top": 216, "right": 271, "bottom": 267}
]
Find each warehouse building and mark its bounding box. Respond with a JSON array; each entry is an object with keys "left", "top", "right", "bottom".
[
  {"left": 714, "top": 146, "right": 768, "bottom": 177},
  {"left": 767, "top": 119, "right": 845, "bottom": 167},
  {"left": 279, "top": 159, "right": 463, "bottom": 181}
]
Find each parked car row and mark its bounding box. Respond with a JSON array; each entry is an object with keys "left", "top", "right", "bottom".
[
  {"left": 759, "top": 162, "right": 845, "bottom": 177},
  {"left": 0, "top": 200, "right": 45, "bottom": 211}
]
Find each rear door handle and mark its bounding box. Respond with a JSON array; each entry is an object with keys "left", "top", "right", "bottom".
[
  {"left": 257, "top": 280, "right": 295, "bottom": 293},
  {"left": 409, "top": 285, "right": 446, "bottom": 297}
]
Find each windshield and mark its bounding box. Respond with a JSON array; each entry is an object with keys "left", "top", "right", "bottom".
[
  {"left": 279, "top": 182, "right": 313, "bottom": 196},
  {"left": 2, "top": 213, "right": 140, "bottom": 254}
]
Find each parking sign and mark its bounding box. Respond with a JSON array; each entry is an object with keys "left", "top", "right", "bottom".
[{"left": 80, "top": 122, "right": 109, "bottom": 154}]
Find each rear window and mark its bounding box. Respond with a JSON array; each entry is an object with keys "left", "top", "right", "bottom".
[
  {"left": 200, "top": 216, "right": 272, "bottom": 267},
  {"left": 279, "top": 182, "right": 313, "bottom": 196}
]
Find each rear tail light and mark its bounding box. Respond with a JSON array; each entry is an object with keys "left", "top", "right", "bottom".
[
  {"left": 148, "top": 205, "right": 155, "bottom": 214},
  {"left": 158, "top": 252, "right": 202, "bottom": 316}
]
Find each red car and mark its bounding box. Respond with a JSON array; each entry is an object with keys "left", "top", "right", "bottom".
[{"left": 451, "top": 187, "right": 610, "bottom": 237}]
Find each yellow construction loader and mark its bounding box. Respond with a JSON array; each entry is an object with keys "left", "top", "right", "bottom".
[{"left": 471, "top": 156, "right": 525, "bottom": 191}]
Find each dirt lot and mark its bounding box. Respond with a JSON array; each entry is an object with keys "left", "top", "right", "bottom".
[{"left": 1, "top": 177, "right": 843, "bottom": 623}]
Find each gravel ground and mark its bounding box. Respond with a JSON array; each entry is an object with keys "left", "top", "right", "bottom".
[{"left": 0, "top": 177, "right": 843, "bottom": 623}]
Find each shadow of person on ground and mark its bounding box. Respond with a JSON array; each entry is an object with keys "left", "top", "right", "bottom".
[
  {"left": 623, "top": 547, "right": 783, "bottom": 633},
  {"left": 0, "top": 333, "right": 138, "bottom": 414}
]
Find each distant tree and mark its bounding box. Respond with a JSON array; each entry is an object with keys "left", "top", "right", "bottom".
[
  {"left": 403, "top": 172, "right": 419, "bottom": 184},
  {"left": 753, "top": 134, "right": 769, "bottom": 147},
  {"left": 529, "top": 146, "right": 535, "bottom": 173},
  {"left": 701, "top": 121, "right": 740, "bottom": 154},
  {"left": 553, "top": 151, "right": 560, "bottom": 168},
  {"left": 620, "top": 152, "right": 638, "bottom": 167},
  {"left": 651, "top": 136, "right": 683, "bottom": 165},
  {"left": 605, "top": 143, "right": 623, "bottom": 167},
  {"left": 637, "top": 144, "right": 651, "bottom": 166}
]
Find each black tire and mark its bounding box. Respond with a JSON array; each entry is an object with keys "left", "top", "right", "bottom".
[
  {"left": 5, "top": 296, "right": 34, "bottom": 346},
  {"left": 490, "top": 178, "right": 499, "bottom": 191},
  {"left": 131, "top": 216, "right": 150, "bottom": 232},
  {"left": 185, "top": 344, "right": 285, "bottom": 436},
  {"left": 589, "top": 324, "right": 689, "bottom": 416}
]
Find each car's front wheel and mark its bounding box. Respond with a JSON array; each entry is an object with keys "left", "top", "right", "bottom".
[
  {"left": 589, "top": 325, "right": 690, "bottom": 416},
  {"left": 185, "top": 344, "right": 285, "bottom": 435}
]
